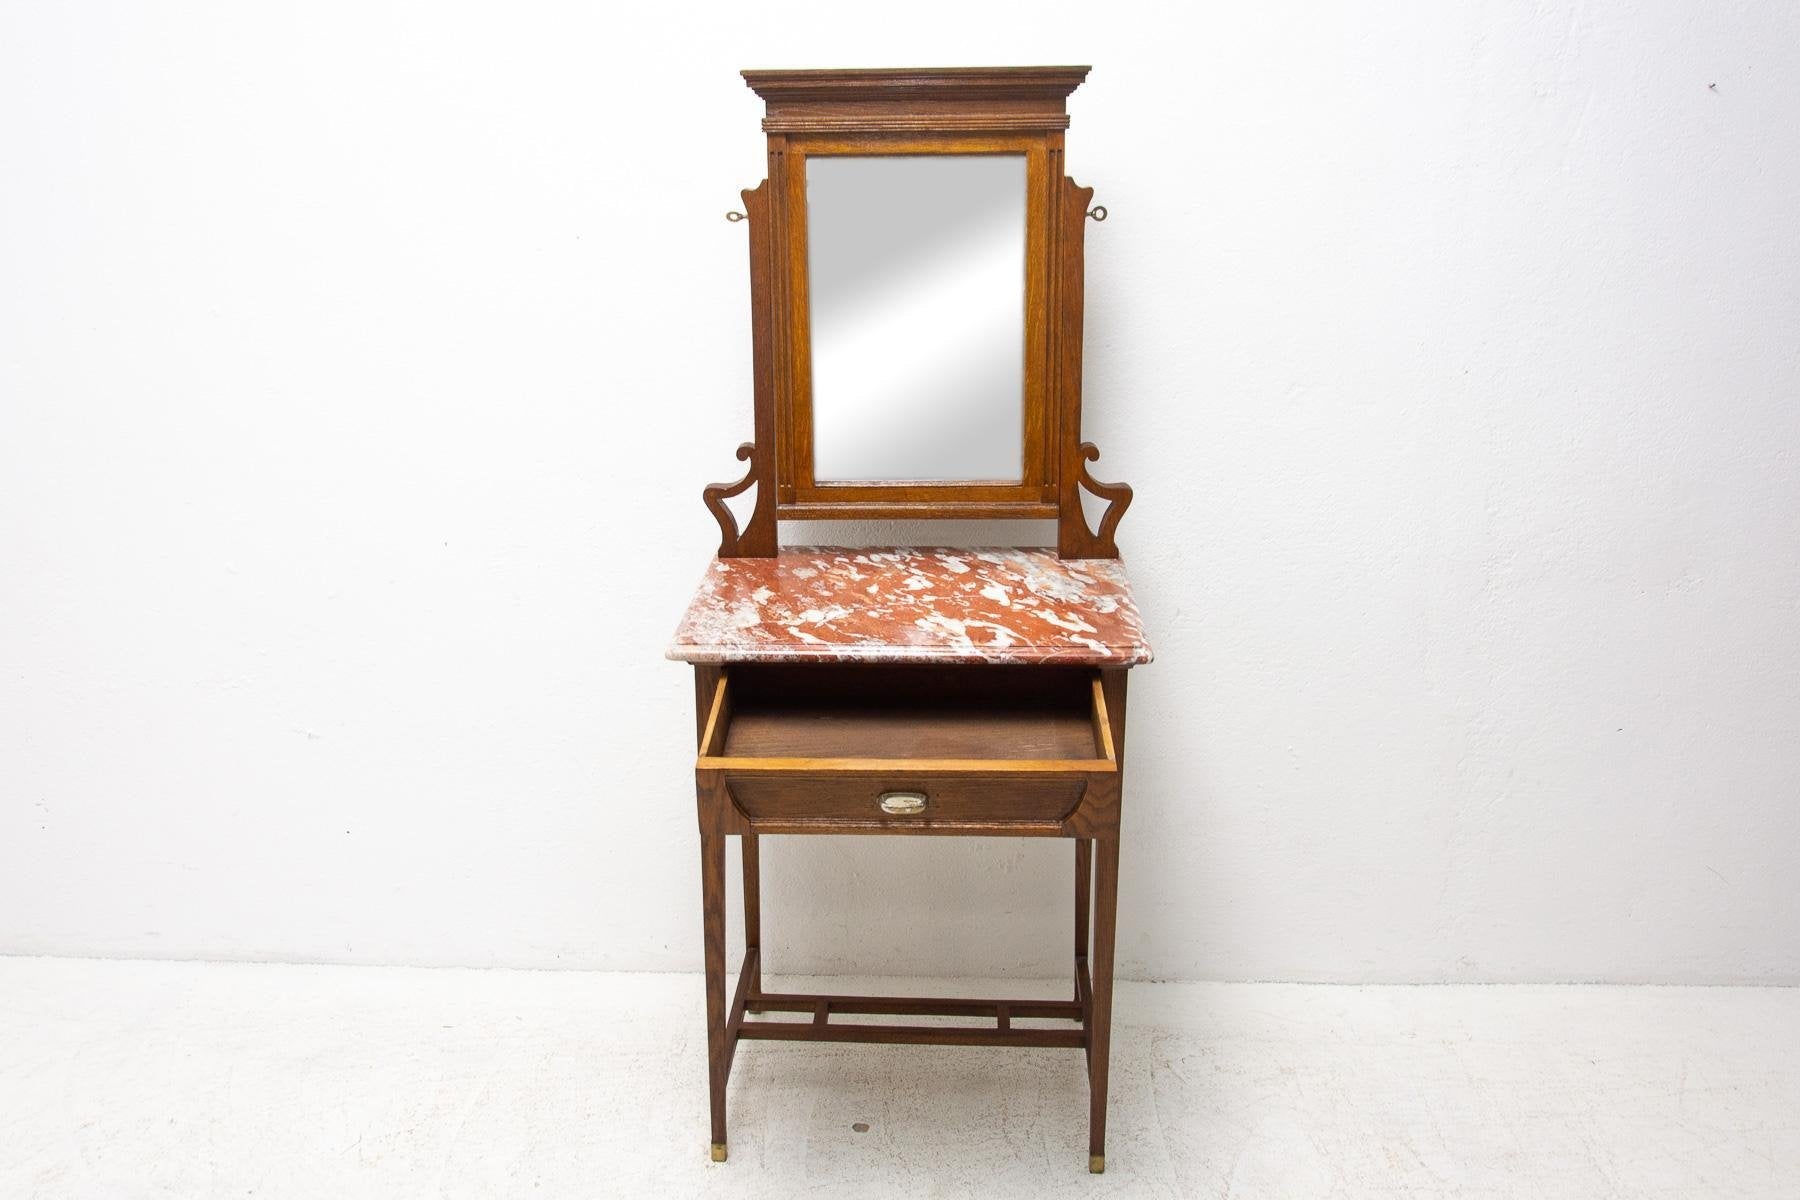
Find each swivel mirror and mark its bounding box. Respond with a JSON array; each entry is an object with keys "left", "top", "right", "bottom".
[
  {"left": 700, "top": 66, "right": 1133, "bottom": 553},
  {"left": 807, "top": 153, "right": 1028, "bottom": 483}
]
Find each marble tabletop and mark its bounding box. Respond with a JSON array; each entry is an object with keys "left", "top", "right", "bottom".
[{"left": 668, "top": 547, "right": 1152, "bottom": 666}]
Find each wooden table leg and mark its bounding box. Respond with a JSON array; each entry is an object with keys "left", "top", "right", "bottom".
[
  {"left": 1074, "top": 838, "right": 1092, "bottom": 1005},
  {"left": 742, "top": 832, "right": 763, "bottom": 1013},
  {"left": 1087, "top": 836, "right": 1120, "bottom": 1173},
  {"left": 700, "top": 827, "right": 729, "bottom": 1161}
]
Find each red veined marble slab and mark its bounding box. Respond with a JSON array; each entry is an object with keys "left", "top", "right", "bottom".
[{"left": 668, "top": 547, "right": 1152, "bottom": 666}]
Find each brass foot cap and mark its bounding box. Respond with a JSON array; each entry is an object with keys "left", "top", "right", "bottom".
[
  {"left": 1089, "top": 1154, "right": 1105, "bottom": 1174},
  {"left": 710, "top": 1143, "right": 728, "bottom": 1163}
]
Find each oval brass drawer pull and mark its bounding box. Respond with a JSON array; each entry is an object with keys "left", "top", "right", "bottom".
[{"left": 878, "top": 791, "right": 928, "bottom": 816}]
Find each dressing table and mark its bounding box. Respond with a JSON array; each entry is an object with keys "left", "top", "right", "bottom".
[{"left": 667, "top": 66, "right": 1151, "bottom": 1174}]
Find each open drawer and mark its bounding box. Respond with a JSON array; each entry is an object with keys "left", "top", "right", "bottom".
[{"left": 696, "top": 664, "right": 1118, "bottom": 835}]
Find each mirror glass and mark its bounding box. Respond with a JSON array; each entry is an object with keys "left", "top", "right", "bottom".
[{"left": 806, "top": 154, "right": 1027, "bottom": 482}]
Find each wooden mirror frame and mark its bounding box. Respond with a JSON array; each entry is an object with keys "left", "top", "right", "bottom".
[{"left": 704, "top": 66, "right": 1132, "bottom": 559}]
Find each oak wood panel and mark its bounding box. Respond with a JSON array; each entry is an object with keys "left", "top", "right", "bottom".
[
  {"left": 728, "top": 774, "right": 1086, "bottom": 826},
  {"left": 697, "top": 674, "right": 730, "bottom": 757},
  {"left": 724, "top": 705, "right": 1095, "bottom": 762},
  {"left": 768, "top": 134, "right": 798, "bottom": 507},
  {"left": 776, "top": 499, "right": 1059, "bottom": 521},
  {"left": 1089, "top": 676, "right": 1116, "bottom": 762},
  {"left": 739, "top": 1022, "right": 1084, "bottom": 1048},
  {"left": 752, "top": 991, "right": 1081, "bottom": 1019},
  {"left": 706, "top": 756, "right": 1112, "bottom": 776},
  {"left": 692, "top": 665, "right": 722, "bottom": 750}
]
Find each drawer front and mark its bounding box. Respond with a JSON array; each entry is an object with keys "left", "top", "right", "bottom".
[{"left": 727, "top": 773, "right": 1087, "bottom": 830}]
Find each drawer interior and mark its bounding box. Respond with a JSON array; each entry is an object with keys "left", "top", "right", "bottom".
[{"left": 699, "top": 664, "right": 1114, "bottom": 770}]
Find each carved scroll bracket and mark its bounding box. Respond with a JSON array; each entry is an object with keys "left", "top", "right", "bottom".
[
  {"left": 1058, "top": 442, "right": 1133, "bottom": 559},
  {"left": 703, "top": 442, "right": 774, "bottom": 557}
]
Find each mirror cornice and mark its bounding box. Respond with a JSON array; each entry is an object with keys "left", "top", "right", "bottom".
[{"left": 742, "top": 66, "right": 1090, "bottom": 134}]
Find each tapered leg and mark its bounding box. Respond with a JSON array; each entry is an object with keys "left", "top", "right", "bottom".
[
  {"left": 1074, "top": 838, "right": 1092, "bottom": 1005},
  {"left": 1087, "top": 836, "right": 1120, "bottom": 1173},
  {"left": 742, "top": 832, "right": 763, "bottom": 1012},
  {"left": 700, "top": 828, "right": 729, "bottom": 1161}
]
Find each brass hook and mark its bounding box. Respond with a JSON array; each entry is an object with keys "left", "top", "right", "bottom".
[
  {"left": 725, "top": 211, "right": 746, "bottom": 223},
  {"left": 1086, "top": 205, "right": 1108, "bottom": 222}
]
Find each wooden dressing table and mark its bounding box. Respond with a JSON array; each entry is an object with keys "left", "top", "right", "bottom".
[{"left": 667, "top": 67, "right": 1151, "bottom": 1174}]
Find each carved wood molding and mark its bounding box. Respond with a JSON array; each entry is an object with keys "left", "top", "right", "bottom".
[
  {"left": 759, "top": 114, "right": 1071, "bottom": 134},
  {"left": 744, "top": 66, "right": 1088, "bottom": 134},
  {"left": 743, "top": 66, "right": 1091, "bottom": 101}
]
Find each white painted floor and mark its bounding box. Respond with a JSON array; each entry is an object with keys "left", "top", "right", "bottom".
[{"left": 0, "top": 959, "right": 1795, "bottom": 1198}]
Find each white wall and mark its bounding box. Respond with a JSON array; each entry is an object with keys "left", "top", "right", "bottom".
[{"left": 3, "top": 1, "right": 1797, "bottom": 984}]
